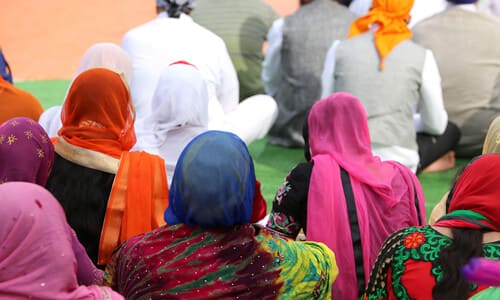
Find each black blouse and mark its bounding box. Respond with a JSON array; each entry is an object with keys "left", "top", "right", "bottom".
[
  {"left": 266, "top": 162, "right": 313, "bottom": 238},
  {"left": 45, "top": 153, "right": 114, "bottom": 266}
]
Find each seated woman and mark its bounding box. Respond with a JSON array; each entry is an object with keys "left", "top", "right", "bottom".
[
  {"left": 104, "top": 131, "right": 337, "bottom": 299},
  {"left": 266, "top": 92, "right": 426, "bottom": 299},
  {"left": 45, "top": 68, "right": 168, "bottom": 268},
  {"left": 0, "top": 116, "right": 107, "bottom": 285},
  {"left": 364, "top": 154, "right": 500, "bottom": 299},
  {"left": 0, "top": 182, "right": 123, "bottom": 299},
  {"left": 135, "top": 61, "right": 209, "bottom": 185},
  {"left": 38, "top": 42, "right": 132, "bottom": 137},
  {"left": 0, "top": 117, "right": 54, "bottom": 185}
]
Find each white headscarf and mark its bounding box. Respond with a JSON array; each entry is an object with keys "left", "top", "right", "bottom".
[
  {"left": 38, "top": 43, "right": 132, "bottom": 137},
  {"left": 136, "top": 61, "right": 209, "bottom": 185}
]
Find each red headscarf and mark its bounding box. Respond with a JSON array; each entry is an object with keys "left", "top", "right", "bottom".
[
  {"left": 436, "top": 154, "right": 500, "bottom": 231},
  {"left": 348, "top": 0, "right": 414, "bottom": 70},
  {"left": 58, "top": 68, "right": 136, "bottom": 158}
]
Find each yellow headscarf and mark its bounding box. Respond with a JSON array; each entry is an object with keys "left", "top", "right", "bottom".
[
  {"left": 348, "top": 0, "right": 414, "bottom": 70},
  {"left": 482, "top": 116, "right": 500, "bottom": 155}
]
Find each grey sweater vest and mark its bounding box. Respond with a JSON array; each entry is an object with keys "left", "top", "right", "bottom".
[
  {"left": 270, "top": 0, "right": 356, "bottom": 145},
  {"left": 413, "top": 7, "right": 500, "bottom": 127},
  {"left": 334, "top": 32, "right": 426, "bottom": 151}
]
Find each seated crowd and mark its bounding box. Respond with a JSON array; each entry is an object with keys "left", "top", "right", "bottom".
[{"left": 1, "top": 0, "right": 500, "bottom": 299}]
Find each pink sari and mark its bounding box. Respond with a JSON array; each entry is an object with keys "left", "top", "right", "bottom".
[
  {"left": 306, "top": 93, "right": 425, "bottom": 299},
  {"left": 0, "top": 182, "right": 123, "bottom": 300}
]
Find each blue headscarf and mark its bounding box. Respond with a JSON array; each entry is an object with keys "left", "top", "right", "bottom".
[
  {"left": 447, "top": 0, "right": 478, "bottom": 4},
  {"left": 164, "top": 131, "right": 255, "bottom": 228}
]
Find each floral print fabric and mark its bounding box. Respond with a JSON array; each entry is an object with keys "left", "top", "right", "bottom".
[{"left": 363, "top": 226, "right": 500, "bottom": 300}]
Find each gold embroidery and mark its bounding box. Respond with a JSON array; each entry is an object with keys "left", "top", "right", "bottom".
[
  {"left": 0, "top": 134, "right": 4, "bottom": 144},
  {"left": 37, "top": 148, "right": 45, "bottom": 158},
  {"left": 80, "top": 120, "right": 105, "bottom": 129},
  {"left": 10, "top": 120, "right": 19, "bottom": 127},
  {"left": 7, "top": 134, "right": 17, "bottom": 145},
  {"left": 40, "top": 134, "right": 48, "bottom": 144},
  {"left": 27, "top": 119, "right": 36, "bottom": 125},
  {"left": 25, "top": 130, "right": 33, "bottom": 139},
  {"left": 496, "top": 133, "right": 500, "bottom": 145}
]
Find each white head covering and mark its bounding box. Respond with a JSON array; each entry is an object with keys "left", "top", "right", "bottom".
[
  {"left": 38, "top": 43, "right": 132, "bottom": 137},
  {"left": 75, "top": 43, "right": 132, "bottom": 85},
  {"left": 136, "top": 61, "right": 209, "bottom": 185}
]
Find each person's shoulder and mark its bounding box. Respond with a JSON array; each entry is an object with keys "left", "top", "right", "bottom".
[
  {"left": 123, "top": 19, "right": 157, "bottom": 39},
  {"left": 189, "top": 20, "right": 226, "bottom": 45}
]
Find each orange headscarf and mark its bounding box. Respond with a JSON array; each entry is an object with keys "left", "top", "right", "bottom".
[
  {"left": 58, "top": 68, "right": 136, "bottom": 158},
  {"left": 348, "top": 0, "right": 414, "bottom": 70}
]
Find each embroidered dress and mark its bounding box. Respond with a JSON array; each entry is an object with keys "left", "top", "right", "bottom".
[
  {"left": 104, "top": 224, "right": 336, "bottom": 300},
  {"left": 105, "top": 131, "right": 337, "bottom": 299},
  {"left": 364, "top": 226, "right": 500, "bottom": 299}
]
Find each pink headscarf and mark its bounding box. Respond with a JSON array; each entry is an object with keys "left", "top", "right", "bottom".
[
  {"left": 0, "top": 182, "right": 123, "bottom": 300},
  {"left": 306, "top": 93, "right": 425, "bottom": 299}
]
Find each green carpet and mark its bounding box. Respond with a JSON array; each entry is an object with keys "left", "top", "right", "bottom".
[{"left": 16, "top": 79, "right": 468, "bottom": 219}]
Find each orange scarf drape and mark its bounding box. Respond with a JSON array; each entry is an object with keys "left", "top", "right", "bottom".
[
  {"left": 348, "top": 0, "right": 414, "bottom": 70},
  {"left": 58, "top": 68, "right": 136, "bottom": 158},
  {"left": 98, "top": 151, "right": 169, "bottom": 265}
]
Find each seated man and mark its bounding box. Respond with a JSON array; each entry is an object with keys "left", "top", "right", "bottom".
[
  {"left": 123, "top": 0, "right": 277, "bottom": 146},
  {"left": 263, "top": 0, "right": 356, "bottom": 147},
  {"left": 192, "top": 0, "right": 278, "bottom": 100},
  {"left": 413, "top": 0, "right": 500, "bottom": 157},
  {"left": 322, "top": 0, "right": 459, "bottom": 172}
]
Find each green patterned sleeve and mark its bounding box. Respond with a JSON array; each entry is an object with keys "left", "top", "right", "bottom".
[{"left": 363, "top": 229, "right": 407, "bottom": 300}]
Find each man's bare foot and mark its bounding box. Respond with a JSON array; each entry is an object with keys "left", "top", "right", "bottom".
[{"left": 422, "top": 151, "right": 456, "bottom": 173}]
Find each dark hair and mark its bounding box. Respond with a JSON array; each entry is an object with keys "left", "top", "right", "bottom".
[
  {"left": 435, "top": 156, "right": 487, "bottom": 299},
  {"left": 432, "top": 228, "right": 483, "bottom": 299}
]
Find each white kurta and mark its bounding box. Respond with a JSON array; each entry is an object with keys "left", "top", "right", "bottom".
[{"left": 123, "top": 13, "right": 277, "bottom": 145}]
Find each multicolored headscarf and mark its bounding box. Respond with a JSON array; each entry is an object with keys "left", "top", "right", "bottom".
[
  {"left": 435, "top": 154, "right": 500, "bottom": 231},
  {"left": 164, "top": 130, "right": 255, "bottom": 228},
  {"left": 348, "top": 0, "right": 414, "bottom": 70},
  {"left": 58, "top": 68, "right": 136, "bottom": 158},
  {"left": 0, "top": 117, "right": 54, "bottom": 185}
]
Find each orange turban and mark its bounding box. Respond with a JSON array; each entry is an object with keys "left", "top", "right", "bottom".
[
  {"left": 348, "top": 0, "right": 414, "bottom": 70},
  {"left": 58, "top": 68, "right": 136, "bottom": 158}
]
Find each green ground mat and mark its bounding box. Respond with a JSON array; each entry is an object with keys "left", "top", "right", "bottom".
[{"left": 17, "top": 79, "right": 468, "bottom": 219}]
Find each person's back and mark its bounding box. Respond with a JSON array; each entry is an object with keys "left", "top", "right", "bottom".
[
  {"left": 334, "top": 34, "right": 426, "bottom": 156},
  {"left": 0, "top": 77, "right": 43, "bottom": 123},
  {"left": 364, "top": 154, "right": 500, "bottom": 299},
  {"left": 122, "top": 9, "right": 237, "bottom": 136},
  {"left": 192, "top": 0, "right": 278, "bottom": 100},
  {"left": 45, "top": 68, "right": 168, "bottom": 267},
  {"left": 267, "top": 93, "right": 426, "bottom": 299},
  {"left": 413, "top": 3, "right": 500, "bottom": 156},
  {"left": 269, "top": 0, "right": 356, "bottom": 147},
  {"left": 105, "top": 131, "right": 337, "bottom": 299}
]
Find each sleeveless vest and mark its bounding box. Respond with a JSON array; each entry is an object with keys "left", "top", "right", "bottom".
[
  {"left": 334, "top": 32, "right": 426, "bottom": 150},
  {"left": 413, "top": 7, "right": 500, "bottom": 127},
  {"left": 270, "top": 0, "right": 356, "bottom": 146}
]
